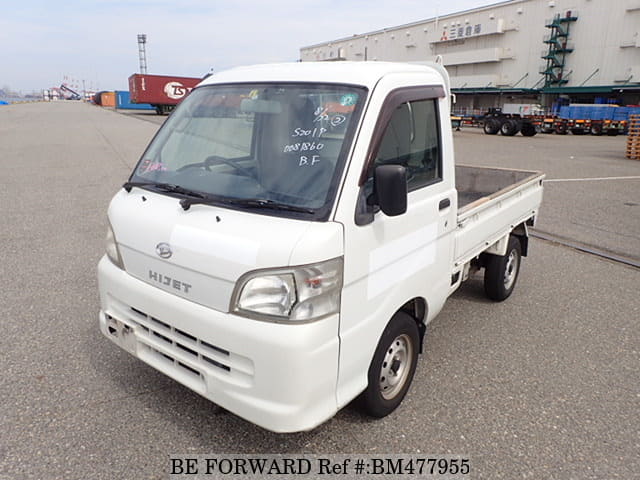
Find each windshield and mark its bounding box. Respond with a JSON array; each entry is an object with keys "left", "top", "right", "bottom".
[{"left": 129, "top": 83, "right": 367, "bottom": 219}]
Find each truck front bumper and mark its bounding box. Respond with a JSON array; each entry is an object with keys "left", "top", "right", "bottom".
[{"left": 97, "top": 256, "right": 340, "bottom": 432}]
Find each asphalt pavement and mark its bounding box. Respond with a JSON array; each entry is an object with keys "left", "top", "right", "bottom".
[{"left": 1, "top": 102, "right": 638, "bottom": 480}]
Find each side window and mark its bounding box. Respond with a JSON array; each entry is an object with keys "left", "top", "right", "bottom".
[{"left": 374, "top": 98, "right": 441, "bottom": 191}]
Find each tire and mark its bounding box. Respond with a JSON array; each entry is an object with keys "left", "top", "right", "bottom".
[
  {"left": 483, "top": 118, "right": 500, "bottom": 135},
  {"left": 590, "top": 124, "right": 603, "bottom": 136},
  {"left": 156, "top": 105, "right": 172, "bottom": 115},
  {"left": 520, "top": 122, "right": 537, "bottom": 137},
  {"left": 500, "top": 119, "right": 519, "bottom": 136},
  {"left": 484, "top": 236, "right": 522, "bottom": 302},
  {"left": 359, "top": 312, "right": 420, "bottom": 418},
  {"left": 606, "top": 129, "right": 619, "bottom": 136},
  {"left": 571, "top": 128, "right": 586, "bottom": 135},
  {"left": 555, "top": 123, "right": 568, "bottom": 135}
]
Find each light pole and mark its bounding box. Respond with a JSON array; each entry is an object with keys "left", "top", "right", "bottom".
[{"left": 137, "top": 34, "right": 148, "bottom": 74}]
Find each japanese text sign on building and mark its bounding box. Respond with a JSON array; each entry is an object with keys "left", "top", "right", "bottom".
[{"left": 441, "top": 23, "right": 482, "bottom": 41}]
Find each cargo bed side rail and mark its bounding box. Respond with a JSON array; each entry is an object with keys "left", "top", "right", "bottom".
[{"left": 454, "top": 168, "right": 544, "bottom": 269}]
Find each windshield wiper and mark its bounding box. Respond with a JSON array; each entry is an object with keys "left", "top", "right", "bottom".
[
  {"left": 122, "top": 181, "right": 206, "bottom": 199},
  {"left": 179, "top": 194, "right": 232, "bottom": 211},
  {"left": 226, "top": 198, "right": 316, "bottom": 214},
  {"left": 180, "top": 196, "right": 315, "bottom": 214},
  {"left": 126, "top": 182, "right": 315, "bottom": 214}
]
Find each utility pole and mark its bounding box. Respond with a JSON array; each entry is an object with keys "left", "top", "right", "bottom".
[{"left": 137, "top": 34, "right": 148, "bottom": 74}]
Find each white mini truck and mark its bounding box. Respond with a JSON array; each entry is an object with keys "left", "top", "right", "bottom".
[{"left": 99, "top": 62, "right": 544, "bottom": 432}]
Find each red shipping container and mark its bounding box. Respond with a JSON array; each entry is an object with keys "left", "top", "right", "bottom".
[{"left": 128, "top": 74, "right": 202, "bottom": 113}]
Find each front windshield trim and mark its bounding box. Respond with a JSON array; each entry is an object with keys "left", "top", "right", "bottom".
[{"left": 128, "top": 82, "right": 369, "bottom": 222}]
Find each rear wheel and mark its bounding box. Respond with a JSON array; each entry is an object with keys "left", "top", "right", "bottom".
[
  {"left": 484, "top": 236, "right": 522, "bottom": 302},
  {"left": 359, "top": 312, "right": 420, "bottom": 418},
  {"left": 520, "top": 122, "right": 537, "bottom": 137},
  {"left": 483, "top": 118, "right": 500, "bottom": 135},
  {"left": 500, "top": 119, "right": 519, "bottom": 136},
  {"left": 555, "top": 123, "right": 568, "bottom": 135},
  {"left": 590, "top": 124, "right": 603, "bottom": 136}
]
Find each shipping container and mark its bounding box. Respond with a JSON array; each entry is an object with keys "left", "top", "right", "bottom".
[
  {"left": 128, "top": 74, "right": 201, "bottom": 114},
  {"left": 501, "top": 103, "right": 545, "bottom": 116},
  {"left": 100, "top": 91, "right": 116, "bottom": 107},
  {"left": 115, "top": 91, "right": 154, "bottom": 111},
  {"left": 541, "top": 103, "right": 631, "bottom": 135}
]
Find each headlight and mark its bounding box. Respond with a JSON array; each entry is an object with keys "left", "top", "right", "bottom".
[
  {"left": 232, "top": 257, "right": 343, "bottom": 323},
  {"left": 105, "top": 221, "right": 124, "bottom": 269}
]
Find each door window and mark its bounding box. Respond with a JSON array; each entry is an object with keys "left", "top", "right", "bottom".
[
  {"left": 355, "top": 94, "right": 443, "bottom": 226},
  {"left": 374, "top": 98, "right": 441, "bottom": 191}
]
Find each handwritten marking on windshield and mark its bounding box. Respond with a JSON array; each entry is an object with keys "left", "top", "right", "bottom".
[
  {"left": 330, "top": 115, "right": 346, "bottom": 126},
  {"left": 283, "top": 142, "right": 325, "bottom": 153},
  {"left": 292, "top": 127, "right": 326, "bottom": 138},
  {"left": 299, "top": 155, "right": 320, "bottom": 166}
]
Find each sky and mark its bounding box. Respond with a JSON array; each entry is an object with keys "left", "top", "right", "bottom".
[{"left": 0, "top": 0, "right": 500, "bottom": 94}]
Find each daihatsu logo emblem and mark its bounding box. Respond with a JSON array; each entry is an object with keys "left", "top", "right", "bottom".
[{"left": 156, "top": 242, "right": 172, "bottom": 259}]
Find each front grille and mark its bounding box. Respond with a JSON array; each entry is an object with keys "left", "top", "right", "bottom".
[{"left": 105, "top": 303, "right": 254, "bottom": 389}]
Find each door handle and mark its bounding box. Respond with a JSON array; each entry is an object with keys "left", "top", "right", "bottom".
[{"left": 439, "top": 198, "right": 451, "bottom": 210}]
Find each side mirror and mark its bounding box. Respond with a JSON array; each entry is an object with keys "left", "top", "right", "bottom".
[{"left": 375, "top": 165, "right": 407, "bottom": 217}]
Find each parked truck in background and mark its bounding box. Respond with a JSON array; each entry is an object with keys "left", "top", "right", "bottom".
[
  {"left": 128, "top": 73, "right": 201, "bottom": 115},
  {"left": 540, "top": 104, "right": 635, "bottom": 135},
  {"left": 468, "top": 103, "right": 639, "bottom": 136},
  {"left": 100, "top": 62, "right": 544, "bottom": 432},
  {"left": 482, "top": 107, "right": 539, "bottom": 136}
]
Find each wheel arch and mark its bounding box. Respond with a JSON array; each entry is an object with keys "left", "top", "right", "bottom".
[
  {"left": 511, "top": 222, "right": 530, "bottom": 257},
  {"left": 399, "top": 297, "right": 428, "bottom": 353}
]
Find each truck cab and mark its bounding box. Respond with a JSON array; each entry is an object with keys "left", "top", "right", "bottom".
[{"left": 99, "top": 62, "right": 543, "bottom": 432}]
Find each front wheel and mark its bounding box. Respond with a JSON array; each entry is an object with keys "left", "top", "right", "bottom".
[
  {"left": 483, "top": 118, "right": 500, "bottom": 135},
  {"left": 359, "top": 312, "right": 420, "bottom": 418},
  {"left": 484, "top": 236, "right": 522, "bottom": 301}
]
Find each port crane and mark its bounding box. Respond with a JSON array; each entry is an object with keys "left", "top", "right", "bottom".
[{"left": 60, "top": 84, "right": 82, "bottom": 100}]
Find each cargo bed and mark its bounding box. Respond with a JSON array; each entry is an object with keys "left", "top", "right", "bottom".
[{"left": 454, "top": 165, "right": 545, "bottom": 266}]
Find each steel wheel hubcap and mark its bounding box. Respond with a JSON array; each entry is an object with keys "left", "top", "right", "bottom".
[
  {"left": 503, "top": 250, "right": 519, "bottom": 290},
  {"left": 380, "top": 334, "right": 413, "bottom": 400}
]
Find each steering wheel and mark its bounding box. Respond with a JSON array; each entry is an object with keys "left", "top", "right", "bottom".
[
  {"left": 204, "top": 155, "right": 255, "bottom": 178},
  {"left": 176, "top": 155, "right": 255, "bottom": 178}
]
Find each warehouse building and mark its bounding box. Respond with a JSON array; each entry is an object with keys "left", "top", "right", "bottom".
[{"left": 300, "top": 0, "right": 640, "bottom": 114}]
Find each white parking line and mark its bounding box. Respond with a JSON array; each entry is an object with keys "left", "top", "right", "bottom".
[{"left": 543, "top": 176, "right": 640, "bottom": 183}]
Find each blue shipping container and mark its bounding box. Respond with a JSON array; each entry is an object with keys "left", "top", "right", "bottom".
[
  {"left": 613, "top": 110, "right": 628, "bottom": 121},
  {"left": 593, "top": 107, "right": 611, "bottom": 120},
  {"left": 116, "top": 91, "right": 154, "bottom": 110},
  {"left": 571, "top": 106, "right": 585, "bottom": 119},
  {"left": 558, "top": 105, "right": 640, "bottom": 121}
]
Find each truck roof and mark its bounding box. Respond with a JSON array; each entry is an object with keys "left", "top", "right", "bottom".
[{"left": 199, "top": 61, "right": 449, "bottom": 91}]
